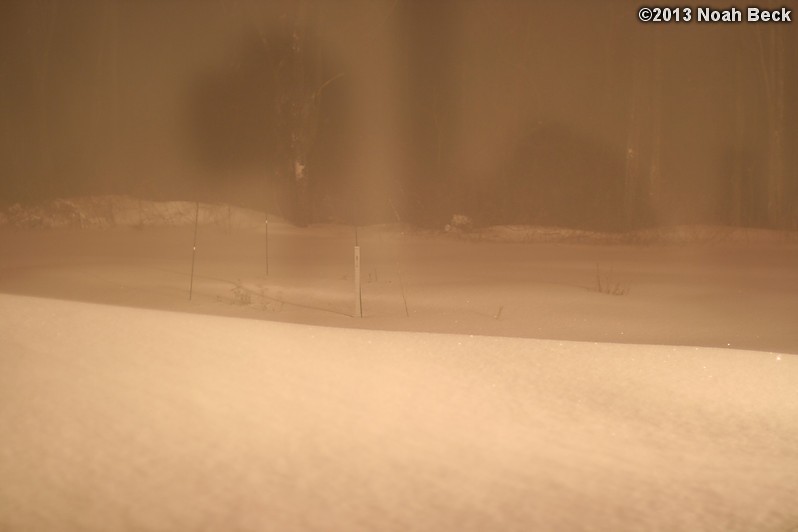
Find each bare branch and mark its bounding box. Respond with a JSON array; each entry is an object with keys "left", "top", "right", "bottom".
[
  {"left": 755, "top": 26, "right": 773, "bottom": 104},
  {"left": 315, "top": 72, "right": 344, "bottom": 101}
]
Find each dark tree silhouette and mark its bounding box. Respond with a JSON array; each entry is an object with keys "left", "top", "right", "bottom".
[
  {"left": 186, "top": 5, "right": 348, "bottom": 224},
  {"left": 476, "top": 121, "right": 625, "bottom": 231}
]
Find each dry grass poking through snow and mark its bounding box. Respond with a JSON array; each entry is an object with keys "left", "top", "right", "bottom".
[{"left": 594, "top": 263, "right": 629, "bottom": 296}]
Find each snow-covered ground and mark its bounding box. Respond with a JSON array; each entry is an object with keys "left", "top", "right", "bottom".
[
  {"left": 1, "top": 197, "right": 797, "bottom": 530},
  {"left": 1, "top": 295, "right": 797, "bottom": 531},
  {"left": 1, "top": 197, "right": 796, "bottom": 354}
]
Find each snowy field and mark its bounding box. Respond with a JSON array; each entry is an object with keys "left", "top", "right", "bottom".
[{"left": 1, "top": 198, "right": 797, "bottom": 531}]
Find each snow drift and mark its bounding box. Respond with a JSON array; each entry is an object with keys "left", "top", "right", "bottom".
[{"left": 1, "top": 294, "right": 796, "bottom": 531}]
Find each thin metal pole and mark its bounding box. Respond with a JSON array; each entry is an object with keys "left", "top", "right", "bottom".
[
  {"left": 189, "top": 200, "right": 199, "bottom": 300},
  {"left": 354, "top": 244, "right": 362, "bottom": 318},
  {"left": 265, "top": 215, "right": 269, "bottom": 276},
  {"left": 398, "top": 268, "right": 409, "bottom": 318}
]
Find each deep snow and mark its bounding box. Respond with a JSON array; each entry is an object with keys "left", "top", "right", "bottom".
[
  {"left": 1, "top": 294, "right": 796, "bottom": 531},
  {"left": 1, "top": 197, "right": 797, "bottom": 354},
  {"left": 1, "top": 198, "right": 797, "bottom": 531}
]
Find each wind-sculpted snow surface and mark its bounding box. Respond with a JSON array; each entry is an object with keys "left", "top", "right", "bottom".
[{"left": 0, "top": 295, "right": 796, "bottom": 531}]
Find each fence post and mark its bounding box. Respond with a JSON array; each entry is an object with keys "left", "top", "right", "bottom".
[
  {"left": 265, "top": 215, "right": 269, "bottom": 276},
  {"left": 189, "top": 201, "right": 199, "bottom": 300},
  {"left": 354, "top": 244, "right": 362, "bottom": 317}
]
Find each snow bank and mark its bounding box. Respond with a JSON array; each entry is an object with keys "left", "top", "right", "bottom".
[
  {"left": 1, "top": 294, "right": 796, "bottom": 531},
  {"left": 0, "top": 196, "right": 269, "bottom": 231},
  {"left": 472, "top": 223, "right": 798, "bottom": 245},
  {"left": 3, "top": 196, "right": 797, "bottom": 246}
]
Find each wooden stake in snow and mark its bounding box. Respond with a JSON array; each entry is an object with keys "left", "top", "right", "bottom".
[
  {"left": 398, "top": 268, "right": 410, "bottom": 318},
  {"left": 354, "top": 244, "right": 362, "bottom": 318},
  {"left": 265, "top": 215, "right": 269, "bottom": 276},
  {"left": 189, "top": 201, "right": 199, "bottom": 300}
]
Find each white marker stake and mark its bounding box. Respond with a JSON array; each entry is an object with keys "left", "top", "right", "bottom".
[
  {"left": 354, "top": 245, "right": 362, "bottom": 317},
  {"left": 189, "top": 200, "right": 199, "bottom": 301},
  {"left": 265, "top": 216, "right": 269, "bottom": 276}
]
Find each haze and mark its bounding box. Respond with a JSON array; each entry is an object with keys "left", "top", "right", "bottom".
[
  {"left": 2, "top": 0, "right": 795, "bottom": 227},
  {"left": 1, "top": 2, "right": 797, "bottom": 531}
]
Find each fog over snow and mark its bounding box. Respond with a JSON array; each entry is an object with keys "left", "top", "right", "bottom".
[
  {"left": 1, "top": 199, "right": 797, "bottom": 531},
  {"left": 1, "top": 0, "right": 796, "bottom": 529}
]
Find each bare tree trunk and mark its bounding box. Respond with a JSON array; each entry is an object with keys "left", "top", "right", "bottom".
[
  {"left": 648, "top": 32, "right": 663, "bottom": 215},
  {"left": 243, "top": 0, "right": 333, "bottom": 226},
  {"left": 624, "top": 98, "right": 641, "bottom": 229},
  {"left": 92, "top": 0, "right": 119, "bottom": 186},
  {"left": 730, "top": 33, "right": 746, "bottom": 226},
  {"left": 32, "top": 1, "right": 60, "bottom": 192},
  {"left": 767, "top": 27, "right": 785, "bottom": 228},
  {"left": 757, "top": 22, "right": 786, "bottom": 228},
  {"left": 291, "top": 2, "right": 308, "bottom": 226},
  {"left": 624, "top": 42, "right": 643, "bottom": 229},
  {"left": 292, "top": 152, "right": 309, "bottom": 225},
  {"left": 625, "top": 29, "right": 664, "bottom": 230},
  {"left": 109, "top": 0, "right": 119, "bottom": 185},
  {"left": 289, "top": 0, "right": 323, "bottom": 226}
]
